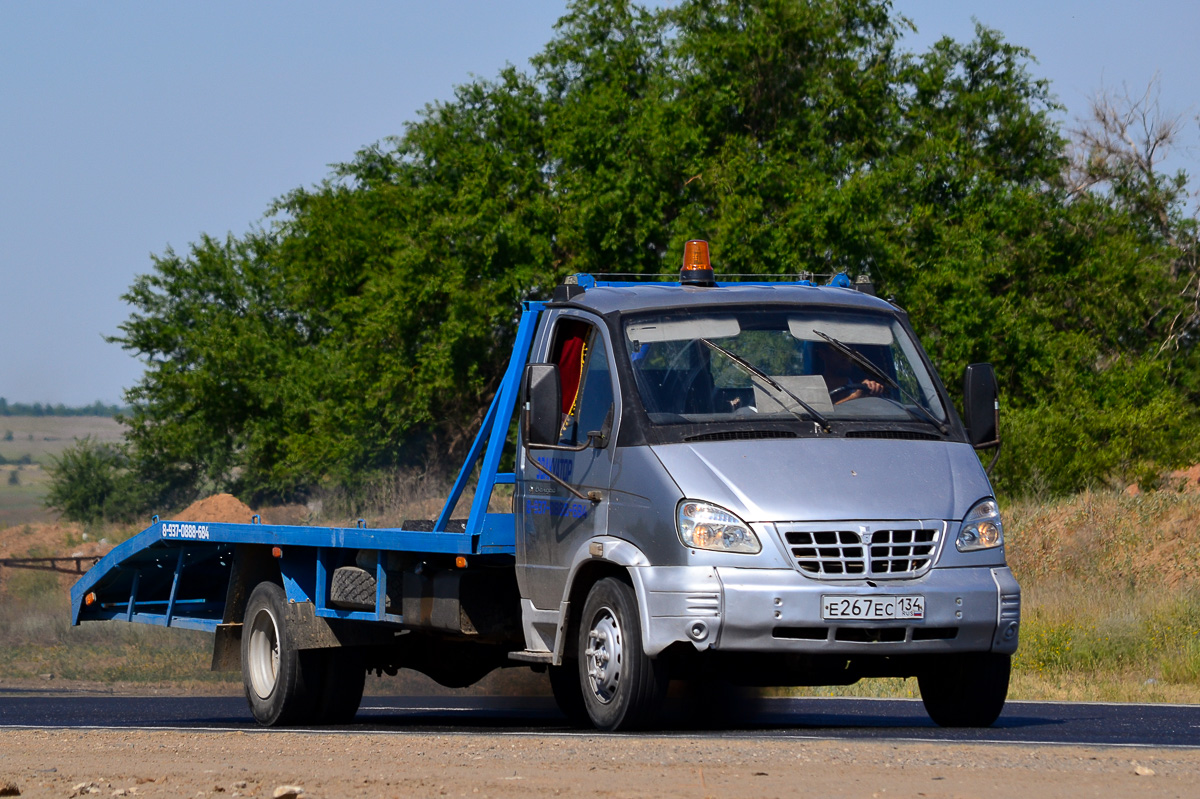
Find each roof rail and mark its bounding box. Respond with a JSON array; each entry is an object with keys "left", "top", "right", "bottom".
[{"left": 563, "top": 272, "right": 874, "bottom": 294}]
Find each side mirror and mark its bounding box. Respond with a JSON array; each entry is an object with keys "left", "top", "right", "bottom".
[
  {"left": 963, "top": 363, "right": 999, "bottom": 448},
  {"left": 522, "top": 363, "right": 561, "bottom": 448}
]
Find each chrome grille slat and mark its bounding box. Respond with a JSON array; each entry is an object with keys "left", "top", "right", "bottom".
[{"left": 782, "top": 523, "right": 941, "bottom": 580}]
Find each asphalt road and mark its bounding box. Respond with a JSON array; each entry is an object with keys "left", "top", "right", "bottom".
[{"left": 0, "top": 693, "right": 1197, "bottom": 748}]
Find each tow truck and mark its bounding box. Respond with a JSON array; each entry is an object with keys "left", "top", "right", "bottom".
[{"left": 72, "top": 241, "right": 1019, "bottom": 730}]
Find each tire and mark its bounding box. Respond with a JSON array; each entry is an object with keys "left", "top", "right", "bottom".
[
  {"left": 241, "top": 581, "right": 322, "bottom": 726},
  {"left": 315, "top": 649, "right": 366, "bottom": 724},
  {"left": 918, "top": 652, "right": 1010, "bottom": 727},
  {"left": 548, "top": 661, "right": 589, "bottom": 728},
  {"left": 577, "top": 577, "right": 668, "bottom": 731}
]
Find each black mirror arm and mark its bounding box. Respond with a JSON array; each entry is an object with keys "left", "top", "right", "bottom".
[
  {"left": 972, "top": 400, "right": 1001, "bottom": 475},
  {"left": 520, "top": 423, "right": 606, "bottom": 453},
  {"left": 523, "top": 447, "right": 603, "bottom": 503},
  {"left": 976, "top": 440, "right": 1001, "bottom": 476}
]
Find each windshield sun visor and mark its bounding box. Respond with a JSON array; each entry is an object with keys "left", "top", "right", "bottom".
[
  {"left": 628, "top": 317, "right": 741, "bottom": 344},
  {"left": 787, "top": 317, "right": 892, "bottom": 345}
]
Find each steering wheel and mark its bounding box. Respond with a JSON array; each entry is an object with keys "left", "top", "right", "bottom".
[{"left": 829, "top": 382, "right": 872, "bottom": 404}]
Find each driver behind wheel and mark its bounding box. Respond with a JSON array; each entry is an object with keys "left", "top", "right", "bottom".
[{"left": 811, "top": 344, "right": 885, "bottom": 404}]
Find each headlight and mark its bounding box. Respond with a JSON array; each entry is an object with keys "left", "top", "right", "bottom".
[
  {"left": 956, "top": 498, "right": 1004, "bottom": 552},
  {"left": 677, "top": 500, "right": 761, "bottom": 554}
]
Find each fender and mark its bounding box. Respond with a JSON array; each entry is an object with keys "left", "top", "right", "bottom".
[{"left": 551, "top": 536, "right": 652, "bottom": 663}]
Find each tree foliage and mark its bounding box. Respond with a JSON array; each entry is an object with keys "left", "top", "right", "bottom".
[
  {"left": 100, "top": 0, "right": 1200, "bottom": 508},
  {"left": 45, "top": 437, "right": 148, "bottom": 524}
]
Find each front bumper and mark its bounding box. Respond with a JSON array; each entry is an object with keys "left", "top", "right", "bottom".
[{"left": 631, "top": 564, "right": 1020, "bottom": 657}]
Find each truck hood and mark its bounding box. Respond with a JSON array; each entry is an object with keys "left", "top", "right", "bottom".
[{"left": 650, "top": 438, "right": 992, "bottom": 522}]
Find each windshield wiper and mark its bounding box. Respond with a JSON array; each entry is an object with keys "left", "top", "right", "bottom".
[
  {"left": 699, "top": 338, "right": 832, "bottom": 433},
  {"left": 811, "top": 329, "right": 949, "bottom": 435}
]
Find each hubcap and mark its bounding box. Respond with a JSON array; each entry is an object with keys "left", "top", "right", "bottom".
[
  {"left": 247, "top": 607, "right": 281, "bottom": 699},
  {"left": 585, "top": 606, "right": 622, "bottom": 704}
]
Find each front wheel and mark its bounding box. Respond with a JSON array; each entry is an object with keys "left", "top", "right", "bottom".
[
  {"left": 577, "top": 577, "right": 668, "bottom": 731},
  {"left": 918, "top": 652, "right": 1010, "bottom": 727}
]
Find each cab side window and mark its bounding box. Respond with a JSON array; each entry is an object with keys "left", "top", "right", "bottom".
[{"left": 549, "top": 319, "right": 614, "bottom": 446}]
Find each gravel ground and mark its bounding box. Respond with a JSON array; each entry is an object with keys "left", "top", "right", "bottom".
[{"left": 1, "top": 728, "right": 1198, "bottom": 798}]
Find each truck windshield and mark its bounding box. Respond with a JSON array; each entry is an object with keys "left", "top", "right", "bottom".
[{"left": 623, "top": 309, "right": 948, "bottom": 428}]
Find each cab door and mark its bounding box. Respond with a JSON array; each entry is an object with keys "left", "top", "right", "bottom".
[{"left": 516, "top": 314, "right": 617, "bottom": 610}]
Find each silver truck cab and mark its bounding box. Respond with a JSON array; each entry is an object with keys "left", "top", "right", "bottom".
[{"left": 515, "top": 257, "right": 1018, "bottom": 731}]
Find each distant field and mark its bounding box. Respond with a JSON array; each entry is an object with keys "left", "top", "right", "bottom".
[
  {"left": 0, "top": 415, "right": 127, "bottom": 525},
  {"left": 0, "top": 415, "right": 125, "bottom": 464},
  {"left": 0, "top": 467, "right": 55, "bottom": 526}
]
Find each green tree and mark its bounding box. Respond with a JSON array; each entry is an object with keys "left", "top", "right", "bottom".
[
  {"left": 114, "top": 232, "right": 310, "bottom": 502},
  {"left": 45, "top": 437, "right": 149, "bottom": 523},
  {"left": 101, "top": 0, "right": 1200, "bottom": 510}
]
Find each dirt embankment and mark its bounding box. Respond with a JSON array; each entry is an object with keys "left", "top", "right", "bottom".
[
  {"left": 166, "top": 493, "right": 311, "bottom": 526},
  {"left": 1006, "top": 487, "right": 1200, "bottom": 590},
  {"left": 0, "top": 494, "right": 309, "bottom": 563}
]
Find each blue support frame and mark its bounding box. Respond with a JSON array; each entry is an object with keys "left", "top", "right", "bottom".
[
  {"left": 164, "top": 548, "right": 185, "bottom": 626},
  {"left": 315, "top": 547, "right": 329, "bottom": 611},
  {"left": 435, "top": 301, "right": 545, "bottom": 547},
  {"left": 125, "top": 571, "right": 139, "bottom": 623},
  {"left": 374, "top": 551, "right": 387, "bottom": 622}
]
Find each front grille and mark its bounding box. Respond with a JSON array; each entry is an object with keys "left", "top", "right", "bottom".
[{"left": 781, "top": 524, "right": 941, "bottom": 580}]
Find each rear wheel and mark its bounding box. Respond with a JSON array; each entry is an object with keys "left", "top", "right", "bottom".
[
  {"left": 918, "top": 652, "right": 1010, "bottom": 727},
  {"left": 315, "top": 649, "right": 366, "bottom": 724},
  {"left": 241, "top": 581, "right": 322, "bottom": 726},
  {"left": 577, "top": 577, "right": 668, "bottom": 731}
]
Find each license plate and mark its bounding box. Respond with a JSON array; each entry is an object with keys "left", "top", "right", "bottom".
[{"left": 821, "top": 595, "right": 924, "bottom": 621}]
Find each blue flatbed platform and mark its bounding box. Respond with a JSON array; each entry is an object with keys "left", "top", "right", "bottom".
[{"left": 70, "top": 513, "right": 518, "bottom": 632}]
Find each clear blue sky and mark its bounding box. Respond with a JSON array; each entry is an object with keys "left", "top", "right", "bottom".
[{"left": 2, "top": 1, "right": 1196, "bottom": 406}]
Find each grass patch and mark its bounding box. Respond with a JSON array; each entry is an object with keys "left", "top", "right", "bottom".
[
  {"left": 0, "top": 590, "right": 232, "bottom": 685},
  {"left": 1007, "top": 585, "right": 1200, "bottom": 701}
]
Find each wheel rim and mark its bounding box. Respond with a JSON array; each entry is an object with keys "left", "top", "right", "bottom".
[
  {"left": 247, "top": 606, "right": 281, "bottom": 699},
  {"left": 584, "top": 605, "right": 623, "bottom": 704}
]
